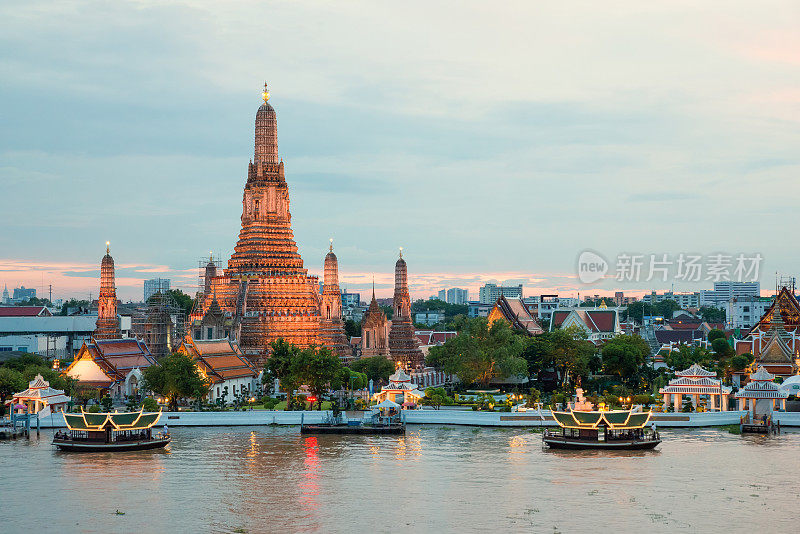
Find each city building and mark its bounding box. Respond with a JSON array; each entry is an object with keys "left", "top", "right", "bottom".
[
  {"left": 641, "top": 291, "right": 699, "bottom": 309},
  {"left": 64, "top": 337, "right": 157, "bottom": 399},
  {"left": 2, "top": 284, "right": 9, "bottom": 304},
  {"left": 437, "top": 289, "right": 446, "bottom": 301},
  {"left": 478, "top": 283, "right": 523, "bottom": 304},
  {"left": 194, "top": 84, "right": 322, "bottom": 364},
  {"left": 143, "top": 278, "right": 171, "bottom": 302},
  {"left": 447, "top": 288, "right": 468, "bottom": 305},
  {"left": 95, "top": 243, "right": 121, "bottom": 340},
  {"left": 726, "top": 296, "right": 773, "bottom": 330},
  {"left": 467, "top": 301, "right": 492, "bottom": 318},
  {"left": 12, "top": 286, "right": 36, "bottom": 303},
  {"left": 176, "top": 336, "right": 260, "bottom": 405},
  {"left": 699, "top": 281, "right": 760, "bottom": 308},
  {"left": 319, "top": 242, "right": 351, "bottom": 362},
  {"left": 341, "top": 291, "right": 361, "bottom": 310},
  {"left": 523, "top": 295, "right": 579, "bottom": 322},
  {"left": 388, "top": 251, "right": 424, "bottom": 369},
  {"left": 550, "top": 306, "right": 622, "bottom": 344},
  {"left": 613, "top": 292, "right": 637, "bottom": 306},
  {"left": 414, "top": 310, "right": 445, "bottom": 326}
]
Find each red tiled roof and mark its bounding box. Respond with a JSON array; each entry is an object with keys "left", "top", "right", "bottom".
[
  {"left": 0, "top": 306, "right": 51, "bottom": 317},
  {"left": 551, "top": 311, "right": 569, "bottom": 328}
]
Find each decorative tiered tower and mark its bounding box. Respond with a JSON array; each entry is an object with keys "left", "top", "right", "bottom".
[
  {"left": 361, "top": 282, "right": 389, "bottom": 357},
  {"left": 388, "top": 249, "right": 424, "bottom": 369},
  {"left": 319, "top": 240, "right": 351, "bottom": 362},
  {"left": 94, "top": 242, "right": 120, "bottom": 339},
  {"left": 201, "top": 84, "right": 321, "bottom": 363}
]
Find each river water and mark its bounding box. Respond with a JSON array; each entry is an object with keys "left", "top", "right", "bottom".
[{"left": 1, "top": 426, "right": 797, "bottom": 533}]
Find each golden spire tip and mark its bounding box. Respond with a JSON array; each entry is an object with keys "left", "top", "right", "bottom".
[
  {"left": 106, "top": 241, "right": 110, "bottom": 254},
  {"left": 262, "top": 81, "right": 270, "bottom": 103}
]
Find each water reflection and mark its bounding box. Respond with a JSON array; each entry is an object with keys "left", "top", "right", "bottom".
[{"left": 2, "top": 427, "right": 798, "bottom": 533}]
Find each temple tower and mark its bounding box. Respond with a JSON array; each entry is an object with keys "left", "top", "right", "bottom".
[
  {"left": 361, "top": 281, "right": 389, "bottom": 357},
  {"left": 319, "top": 240, "right": 351, "bottom": 361},
  {"left": 388, "top": 249, "right": 424, "bottom": 369},
  {"left": 202, "top": 83, "right": 321, "bottom": 363},
  {"left": 94, "top": 242, "right": 121, "bottom": 339}
]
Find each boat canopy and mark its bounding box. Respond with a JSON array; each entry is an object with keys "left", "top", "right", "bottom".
[
  {"left": 63, "top": 409, "right": 162, "bottom": 431},
  {"left": 552, "top": 409, "right": 652, "bottom": 430}
]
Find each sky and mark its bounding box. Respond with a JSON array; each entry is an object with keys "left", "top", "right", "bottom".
[{"left": 1, "top": 1, "right": 799, "bottom": 302}]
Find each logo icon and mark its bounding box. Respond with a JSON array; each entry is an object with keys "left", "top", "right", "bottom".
[{"left": 577, "top": 250, "right": 609, "bottom": 284}]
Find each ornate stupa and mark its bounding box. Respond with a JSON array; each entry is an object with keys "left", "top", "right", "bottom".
[
  {"left": 319, "top": 240, "right": 351, "bottom": 362},
  {"left": 361, "top": 281, "right": 389, "bottom": 357},
  {"left": 94, "top": 242, "right": 120, "bottom": 339},
  {"left": 388, "top": 249, "right": 424, "bottom": 369},
  {"left": 201, "top": 83, "right": 321, "bottom": 362}
]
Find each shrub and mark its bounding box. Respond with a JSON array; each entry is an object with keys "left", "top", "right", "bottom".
[
  {"left": 142, "top": 397, "right": 159, "bottom": 412},
  {"left": 262, "top": 397, "right": 279, "bottom": 410},
  {"left": 87, "top": 405, "right": 101, "bottom": 413}
]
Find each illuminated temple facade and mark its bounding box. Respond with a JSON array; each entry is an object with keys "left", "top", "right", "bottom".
[
  {"left": 199, "top": 85, "right": 321, "bottom": 363},
  {"left": 94, "top": 243, "right": 120, "bottom": 340}
]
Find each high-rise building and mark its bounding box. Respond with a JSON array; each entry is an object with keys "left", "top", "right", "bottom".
[
  {"left": 2, "top": 284, "right": 9, "bottom": 304},
  {"left": 437, "top": 289, "right": 446, "bottom": 302},
  {"left": 143, "top": 278, "right": 170, "bottom": 302},
  {"left": 12, "top": 286, "right": 36, "bottom": 302},
  {"left": 94, "top": 243, "right": 120, "bottom": 339},
  {"left": 319, "top": 242, "right": 350, "bottom": 362},
  {"left": 699, "top": 282, "right": 760, "bottom": 308},
  {"left": 388, "top": 251, "right": 424, "bottom": 369},
  {"left": 196, "top": 84, "right": 321, "bottom": 362},
  {"left": 478, "top": 283, "right": 522, "bottom": 304},
  {"left": 446, "top": 287, "right": 468, "bottom": 305}
]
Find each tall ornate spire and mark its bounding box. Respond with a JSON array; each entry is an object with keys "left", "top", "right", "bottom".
[
  {"left": 319, "top": 241, "right": 350, "bottom": 361},
  {"left": 389, "top": 250, "right": 423, "bottom": 369},
  {"left": 95, "top": 242, "right": 120, "bottom": 339},
  {"left": 254, "top": 82, "right": 278, "bottom": 164}
]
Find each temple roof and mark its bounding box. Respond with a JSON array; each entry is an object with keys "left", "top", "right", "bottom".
[
  {"left": 675, "top": 363, "right": 717, "bottom": 378},
  {"left": 735, "top": 367, "right": 788, "bottom": 399},
  {"left": 12, "top": 374, "right": 71, "bottom": 404},
  {"left": 552, "top": 409, "right": 652, "bottom": 430},
  {"left": 178, "top": 336, "right": 258, "bottom": 384},
  {"left": 64, "top": 409, "right": 162, "bottom": 431},
  {"left": 65, "top": 337, "right": 156, "bottom": 386}
]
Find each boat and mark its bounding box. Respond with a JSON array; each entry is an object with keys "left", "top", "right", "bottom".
[
  {"left": 543, "top": 409, "right": 661, "bottom": 450},
  {"left": 300, "top": 402, "right": 406, "bottom": 435},
  {"left": 53, "top": 409, "right": 170, "bottom": 452}
]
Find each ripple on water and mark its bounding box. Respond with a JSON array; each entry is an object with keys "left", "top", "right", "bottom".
[{"left": 2, "top": 426, "right": 799, "bottom": 533}]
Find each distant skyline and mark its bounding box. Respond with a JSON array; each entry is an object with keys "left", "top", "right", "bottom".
[{"left": 1, "top": 1, "right": 798, "bottom": 301}]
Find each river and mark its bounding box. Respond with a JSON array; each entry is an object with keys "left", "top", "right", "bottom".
[{"left": 1, "top": 426, "right": 797, "bottom": 533}]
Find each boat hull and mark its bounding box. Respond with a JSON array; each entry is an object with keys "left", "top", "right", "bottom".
[
  {"left": 53, "top": 437, "right": 170, "bottom": 452},
  {"left": 300, "top": 424, "right": 405, "bottom": 435},
  {"left": 543, "top": 436, "right": 660, "bottom": 450}
]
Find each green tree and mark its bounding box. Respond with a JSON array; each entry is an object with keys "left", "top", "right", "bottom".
[
  {"left": 350, "top": 356, "right": 395, "bottom": 384},
  {"left": 264, "top": 338, "right": 302, "bottom": 410},
  {"left": 665, "top": 344, "right": 713, "bottom": 371},
  {"left": 522, "top": 327, "right": 597, "bottom": 388},
  {"left": 167, "top": 289, "right": 194, "bottom": 317},
  {"left": 707, "top": 329, "right": 727, "bottom": 343},
  {"left": 426, "top": 317, "right": 527, "bottom": 386},
  {"left": 730, "top": 352, "right": 754, "bottom": 373},
  {"left": 0, "top": 367, "right": 27, "bottom": 402},
  {"left": 141, "top": 353, "right": 210, "bottom": 411},
  {"left": 655, "top": 299, "right": 681, "bottom": 320},
  {"left": 419, "top": 387, "right": 453, "bottom": 409},
  {"left": 698, "top": 306, "right": 725, "bottom": 323},
  {"left": 293, "top": 346, "right": 342, "bottom": 410},
  {"left": 601, "top": 334, "right": 651, "bottom": 383},
  {"left": 344, "top": 319, "right": 362, "bottom": 338},
  {"left": 711, "top": 337, "right": 733, "bottom": 358},
  {"left": 60, "top": 299, "right": 90, "bottom": 315}
]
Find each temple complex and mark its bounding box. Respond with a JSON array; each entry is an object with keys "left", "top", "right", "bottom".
[
  {"left": 360, "top": 282, "right": 389, "bottom": 358},
  {"left": 388, "top": 250, "right": 424, "bottom": 369},
  {"left": 487, "top": 295, "right": 543, "bottom": 335},
  {"left": 197, "top": 84, "right": 321, "bottom": 364},
  {"left": 94, "top": 242, "right": 120, "bottom": 340},
  {"left": 734, "top": 288, "right": 800, "bottom": 382},
  {"left": 319, "top": 241, "right": 351, "bottom": 362}
]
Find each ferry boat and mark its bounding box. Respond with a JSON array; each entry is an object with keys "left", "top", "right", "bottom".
[
  {"left": 53, "top": 409, "right": 170, "bottom": 452},
  {"left": 543, "top": 409, "right": 661, "bottom": 450}
]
